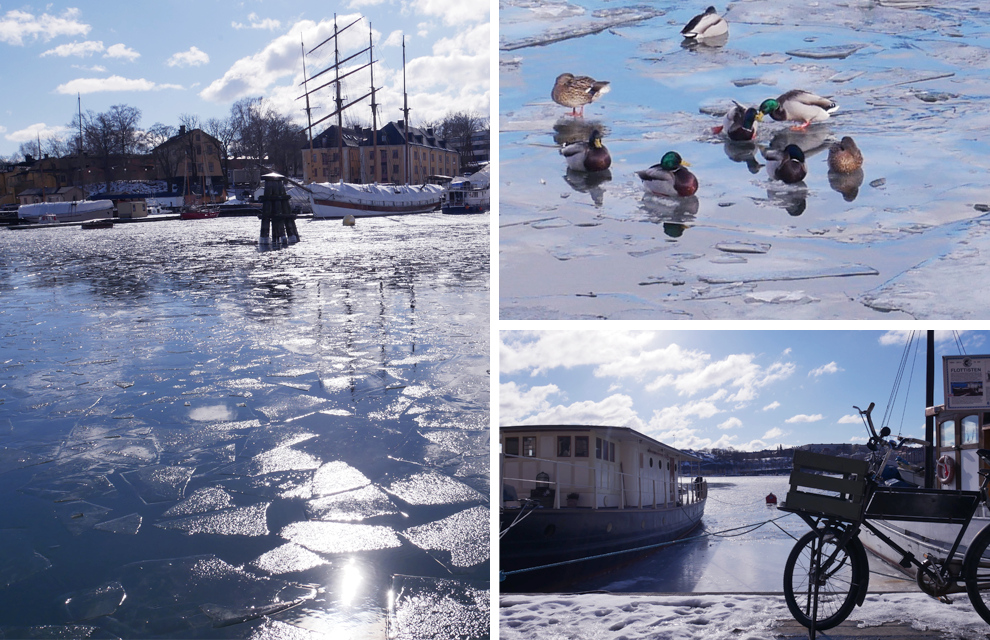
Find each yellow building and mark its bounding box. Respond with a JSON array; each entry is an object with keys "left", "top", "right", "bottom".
[
  {"left": 302, "top": 121, "right": 459, "bottom": 185},
  {"left": 150, "top": 126, "right": 225, "bottom": 197}
]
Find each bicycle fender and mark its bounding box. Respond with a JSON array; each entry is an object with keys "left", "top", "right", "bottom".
[{"left": 850, "top": 535, "right": 870, "bottom": 607}]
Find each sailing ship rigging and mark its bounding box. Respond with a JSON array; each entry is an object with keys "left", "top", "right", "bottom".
[{"left": 296, "top": 15, "right": 443, "bottom": 218}]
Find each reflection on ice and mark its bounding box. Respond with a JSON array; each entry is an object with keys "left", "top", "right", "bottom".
[
  {"left": 306, "top": 485, "right": 397, "bottom": 521},
  {"left": 386, "top": 472, "right": 485, "bottom": 506},
  {"left": 61, "top": 582, "right": 126, "bottom": 621},
  {"left": 162, "top": 486, "right": 234, "bottom": 517},
  {"left": 156, "top": 503, "right": 270, "bottom": 536},
  {"left": 388, "top": 575, "right": 489, "bottom": 640},
  {"left": 401, "top": 506, "right": 489, "bottom": 569},
  {"left": 93, "top": 513, "right": 141, "bottom": 535},
  {"left": 280, "top": 521, "right": 402, "bottom": 554},
  {"left": 121, "top": 465, "right": 194, "bottom": 504},
  {"left": 251, "top": 543, "right": 329, "bottom": 576}
]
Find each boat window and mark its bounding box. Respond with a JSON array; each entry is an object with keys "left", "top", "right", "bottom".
[
  {"left": 557, "top": 436, "right": 571, "bottom": 457},
  {"left": 609, "top": 442, "right": 615, "bottom": 462},
  {"left": 940, "top": 420, "right": 956, "bottom": 448},
  {"left": 523, "top": 437, "right": 537, "bottom": 457},
  {"left": 504, "top": 437, "right": 519, "bottom": 456},
  {"left": 575, "top": 436, "right": 589, "bottom": 457},
  {"left": 649, "top": 457, "right": 653, "bottom": 468},
  {"left": 963, "top": 415, "right": 980, "bottom": 445},
  {"left": 596, "top": 438, "right": 603, "bottom": 459}
]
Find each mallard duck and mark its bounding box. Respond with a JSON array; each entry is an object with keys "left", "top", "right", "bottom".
[
  {"left": 552, "top": 73, "right": 610, "bottom": 117},
  {"left": 759, "top": 90, "right": 838, "bottom": 129},
  {"left": 637, "top": 151, "right": 698, "bottom": 197},
  {"left": 713, "top": 102, "right": 762, "bottom": 141},
  {"left": 765, "top": 144, "right": 807, "bottom": 184},
  {"left": 561, "top": 129, "right": 612, "bottom": 173},
  {"left": 681, "top": 6, "right": 728, "bottom": 39},
  {"left": 827, "top": 136, "right": 863, "bottom": 173}
]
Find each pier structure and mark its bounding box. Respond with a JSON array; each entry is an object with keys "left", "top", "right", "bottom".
[{"left": 258, "top": 172, "right": 300, "bottom": 246}]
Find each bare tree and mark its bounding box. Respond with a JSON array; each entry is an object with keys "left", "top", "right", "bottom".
[
  {"left": 434, "top": 110, "right": 488, "bottom": 172},
  {"left": 144, "top": 123, "right": 180, "bottom": 184},
  {"left": 178, "top": 113, "right": 201, "bottom": 133},
  {"left": 204, "top": 117, "right": 235, "bottom": 187},
  {"left": 18, "top": 140, "right": 42, "bottom": 161},
  {"left": 229, "top": 97, "right": 302, "bottom": 174},
  {"left": 79, "top": 104, "right": 143, "bottom": 189}
]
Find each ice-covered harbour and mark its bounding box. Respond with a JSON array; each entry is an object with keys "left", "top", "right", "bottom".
[
  {"left": 499, "top": 0, "right": 990, "bottom": 319},
  {"left": 0, "top": 214, "right": 489, "bottom": 639}
]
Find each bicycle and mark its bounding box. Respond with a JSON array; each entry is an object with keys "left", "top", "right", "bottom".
[{"left": 779, "top": 402, "right": 990, "bottom": 634}]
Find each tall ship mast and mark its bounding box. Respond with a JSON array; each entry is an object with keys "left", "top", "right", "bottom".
[{"left": 297, "top": 16, "right": 444, "bottom": 218}]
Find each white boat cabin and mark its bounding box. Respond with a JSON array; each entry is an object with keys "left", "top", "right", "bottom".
[
  {"left": 500, "top": 425, "right": 704, "bottom": 510},
  {"left": 930, "top": 404, "right": 990, "bottom": 493}
]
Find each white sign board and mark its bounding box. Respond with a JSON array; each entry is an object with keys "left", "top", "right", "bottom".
[{"left": 944, "top": 355, "right": 990, "bottom": 410}]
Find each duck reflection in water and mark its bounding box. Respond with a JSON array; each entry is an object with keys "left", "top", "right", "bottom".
[
  {"left": 723, "top": 140, "right": 763, "bottom": 174},
  {"left": 553, "top": 118, "right": 607, "bottom": 147},
  {"left": 640, "top": 194, "right": 699, "bottom": 237},
  {"left": 828, "top": 168, "right": 865, "bottom": 201},
  {"left": 766, "top": 182, "right": 809, "bottom": 217},
  {"left": 563, "top": 168, "right": 612, "bottom": 207}
]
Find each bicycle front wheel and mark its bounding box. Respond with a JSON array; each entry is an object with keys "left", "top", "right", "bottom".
[
  {"left": 963, "top": 522, "right": 990, "bottom": 624},
  {"left": 783, "top": 528, "right": 864, "bottom": 630}
]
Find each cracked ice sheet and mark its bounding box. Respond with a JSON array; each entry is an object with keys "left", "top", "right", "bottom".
[
  {"left": 250, "top": 543, "right": 329, "bottom": 576},
  {"left": 305, "top": 484, "right": 397, "bottom": 521},
  {"left": 155, "top": 503, "right": 270, "bottom": 536},
  {"left": 389, "top": 575, "right": 489, "bottom": 640},
  {"left": 120, "top": 465, "right": 194, "bottom": 503},
  {"left": 401, "top": 506, "right": 489, "bottom": 569},
  {"left": 0, "top": 530, "right": 51, "bottom": 588},
  {"left": 386, "top": 472, "right": 486, "bottom": 506},
  {"left": 107, "top": 554, "right": 316, "bottom": 637},
  {"left": 280, "top": 521, "right": 402, "bottom": 554},
  {"left": 861, "top": 218, "right": 990, "bottom": 318},
  {"left": 60, "top": 582, "right": 126, "bottom": 621}
]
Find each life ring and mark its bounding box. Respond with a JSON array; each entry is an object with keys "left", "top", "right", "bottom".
[{"left": 937, "top": 455, "right": 956, "bottom": 484}]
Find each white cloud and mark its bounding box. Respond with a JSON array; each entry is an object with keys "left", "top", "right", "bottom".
[
  {"left": 837, "top": 414, "right": 861, "bottom": 424},
  {"left": 202, "top": 16, "right": 372, "bottom": 103},
  {"left": 512, "top": 393, "right": 647, "bottom": 431},
  {"left": 348, "top": 0, "right": 386, "bottom": 7},
  {"left": 809, "top": 361, "right": 842, "bottom": 377},
  {"left": 5, "top": 122, "right": 67, "bottom": 143},
  {"left": 0, "top": 7, "right": 90, "bottom": 46},
  {"left": 40, "top": 40, "right": 103, "bottom": 57},
  {"left": 879, "top": 330, "right": 964, "bottom": 347},
  {"left": 55, "top": 76, "right": 183, "bottom": 95},
  {"left": 763, "top": 427, "right": 785, "bottom": 439},
  {"left": 105, "top": 43, "right": 140, "bottom": 61},
  {"left": 785, "top": 414, "right": 824, "bottom": 423},
  {"left": 167, "top": 46, "right": 209, "bottom": 68},
  {"left": 72, "top": 64, "right": 106, "bottom": 72},
  {"left": 409, "top": 0, "right": 489, "bottom": 26},
  {"left": 0, "top": 125, "right": 6, "bottom": 134},
  {"left": 383, "top": 30, "right": 404, "bottom": 47},
  {"left": 499, "top": 382, "right": 561, "bottom": 424},
  {"left": 232, "top": 13, "right": 282, "bottom": 31},
  {"left": 763, "top": 401, "right": 780, "bottom": 411},
  {"left": 717, "top": 417, "right": 742, "bottom": 430},
  {"left": 850, "top": 436, "right": 868, "bottom": 443}
]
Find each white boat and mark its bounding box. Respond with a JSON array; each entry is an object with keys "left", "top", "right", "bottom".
[
  {"left": 18, "top": 200, "right": 114, "bottom": 224},
  {"left": 500, "top": 424, "right": 707, "bottom": 586},
  {"left": 308, "top": 182, "right": 443, "bottom": 218},
  {"left": 444, "top": 163, "right": 490, "bottom": 213}
]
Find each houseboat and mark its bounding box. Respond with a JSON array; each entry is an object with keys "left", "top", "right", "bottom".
[
  {"left": 500, "top": 425, "right": 707, "bottom": 583},
  {"left": 444, "top": 163, "right": 490, "bottom": 213}
]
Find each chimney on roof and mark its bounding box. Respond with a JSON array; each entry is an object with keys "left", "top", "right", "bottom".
[
  {"left": 397, "top": 119, "right": 404, "bottom": 129},
  {"left": 179, "top": 125, "right": 186, "bottom": 136}
]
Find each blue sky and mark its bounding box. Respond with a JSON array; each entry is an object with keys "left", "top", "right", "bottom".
[
  {"left": 0, "top": 1, "right": 489, "bottom": 157},
  {"left": 500, "top": 330, "right": 990, "bottom": 452}
]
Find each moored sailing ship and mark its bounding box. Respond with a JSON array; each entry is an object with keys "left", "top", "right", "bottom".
[{"left": 298, "top": 17, "right": 444, "bottom": 218}]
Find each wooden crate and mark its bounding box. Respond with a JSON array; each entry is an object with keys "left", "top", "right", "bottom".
[{"left": 784, "top": 450, "right": 869, "bottom": 521}]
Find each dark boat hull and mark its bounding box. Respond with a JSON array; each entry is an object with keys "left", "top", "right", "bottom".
[{"left": 500, "top": 499, "right": 706, "bottom": 578}]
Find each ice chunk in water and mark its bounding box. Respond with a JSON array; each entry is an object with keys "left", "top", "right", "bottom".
[
  {"left": 121, "top": 465, "right": 195, "bottom": 503},
  {"left": 61, "top": 581, "right": 126, "bottom": 621},
  {"left": 155, "top": 503, "right": 270, "bottom": 536},
  {"left": 250, "top": 542, "right": 329, "bottom": 575},
  {"left": 305, "top": 485, "right": 397, "bottom": 521},
  {"left": 310, "top": 460, "right": 370, "bottom": 497},
  {"left": 401, "top": 506, "right": 489, "bottom": 569},
  {"left": 222, "top": 445, "right": 321, "bottom": 477},
  {"left": 0, "top": 530, "right": 51, "bottom": 587},
  {"left": 386, "top": 472, "right": 485, "bottom": 506},
  {"left": 56, "top": 501, "right": 112, "bottom": 536},
  {"left": 280, "top": 521, "right": 401, "bottom": 554},
  {"left": 162, "top": 487, "right": 234, "bottom": 517},
  {"left": 0, "top": 624, "right": 102, "bottom": 638},
  {"left": 388, "top": 575, "right": 489, "bottom": 640},
  {"left": 93, "top": 513, "right": 142, "bottom": 535}
]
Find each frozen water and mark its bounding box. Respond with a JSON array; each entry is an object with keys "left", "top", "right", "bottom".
[
  {"left": 401, "top": 506, "right": 490, "bottom": 569},
  {"left": 386, "top": 471, "right": 486, "bottom": 506},
  {"left": 93, "top": 513, "right": 141, "bottom": 535},
  {"left": 500, "top": 0, "right": 990, "bottom": 318},
  {"left": 60, "top": 582, "right": 126, "bottom": 621},
  {"left": 389, "top": 575, "right": 489, "bottom": 640},
  {"left": 55, "top": 501, "right": 112, "bottom": 536},
  {"left": 0, "top": 215, "right": 488, "bottom": 636},
  {"left": 279, "top": 521, "right": 402, "bottom": 554},
  {"left": 155, "top": 503, "right": 270, "bottom": 536}
]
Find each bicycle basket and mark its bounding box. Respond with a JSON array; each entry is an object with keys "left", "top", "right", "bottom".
[{"left": 784, "top": 450, "right": 870, "bottom": 521}]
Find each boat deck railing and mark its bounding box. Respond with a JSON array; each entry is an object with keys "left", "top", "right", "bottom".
[{"left": 500, "top": 452, "right": 707, "bottom": 510}]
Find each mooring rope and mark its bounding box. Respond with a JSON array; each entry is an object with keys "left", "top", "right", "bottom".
[{"left": 499, "top": 512, "right": 798, "bottom": 582}]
